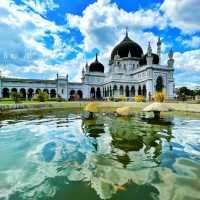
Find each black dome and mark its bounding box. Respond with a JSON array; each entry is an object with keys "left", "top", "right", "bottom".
[
  {"left": 139, "top": 53, "right": 160, "bottom": 66},
  {"left": 89, "top": 54, "right": 104, "bottom": 73},
  {"left": 111, "top": 32, "right": 143, "bottom": 61}
]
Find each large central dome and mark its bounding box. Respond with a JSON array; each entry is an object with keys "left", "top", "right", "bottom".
[{"left": 111, "top": 32, "right": 143, "bottom": 62}]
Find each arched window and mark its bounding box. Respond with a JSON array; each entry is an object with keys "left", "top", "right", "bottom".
[
  {"left": 2, "top": 88, "right": 9, "bottom": 98},
  {"left": 113, "top": 85, "right": 117, "bottom": 96},
  {"left": 107, "top": 87, "right": 110, "bottom": 97},
  {"left": 69, "top": 90, "right": 75, "bottom": 100},
  {"left": 131, "top": 86, "right": 135, "bottom": 96},
  {"left": 109, "top": 86, "right": 112, "bottom": 97},
  {"left": 43, "top": 89, "right": 49, "bottom": 94},
  {"left": 36, "top": 88, "right": 41, "bottom": 94},
  {"left": 125, "top": 86, "right": 129, "bottom": 97},
  {"left": 156, "top": 76, "right": 164, "bottom": 92},
  {"left": 96, "top": 88, "right": 101, "bottom": 99},
  {"left": 77, "top": 90, "right": 83, "bottom": 99},
  {"left": 138, "top": 86, "right": 142, "bottom": 95},
  {"left": 90, "top": 87, "right": 95, "bottom": 99},
  {"left": 142, "top": 85, "right": 147, "bottom": 97},
  {"left": 20, "top": 88, "right": 26, "bottom": 99},
  {"left": 28, "top": 88, "right": 34, "bottom": 99},
  {"left": 50, "top": 89, "right": 56, "bottom": 98},
  {"left": 120, "top": 85, "right": 124, "bottom": 95},
  {"left": 11, "top": 88, "right": 17, "bottom": 93}
]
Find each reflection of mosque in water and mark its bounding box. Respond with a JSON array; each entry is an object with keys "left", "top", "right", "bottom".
[
  {"left": 82, "top": 115, "right": 173, "bottom": 167},
  {"left": 78, "top": 115, "right": 174, "bottom": 199}
]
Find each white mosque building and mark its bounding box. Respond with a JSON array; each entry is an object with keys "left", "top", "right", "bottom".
[{"left": 0, "top": 31, "right": 175, "bottom": 100}]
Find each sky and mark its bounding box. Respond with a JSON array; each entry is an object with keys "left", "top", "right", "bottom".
[{"left": 0, "top": 0, "right": 200, "bottom": 88}]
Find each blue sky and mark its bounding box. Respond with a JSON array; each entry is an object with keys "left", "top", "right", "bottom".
[{"left": 0, "top": 0, "right": 200, "bottom": 88}]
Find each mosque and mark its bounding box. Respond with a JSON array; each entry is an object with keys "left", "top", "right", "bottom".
[{"left": 0, "top": 30, "right": 175, "bottom": 100}]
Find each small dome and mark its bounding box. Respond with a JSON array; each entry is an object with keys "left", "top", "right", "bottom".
[
  {"left": 111, "top": 31, "right": 143, "bottom": 62},
  {"left": 139, "top": 53, "right": 160, "bottom": 66},
  {"left": 89, "top": 54, "right": 104, "bottom": 73}
]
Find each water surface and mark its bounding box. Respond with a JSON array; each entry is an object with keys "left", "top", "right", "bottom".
[{"left": 0, "top": 110, "right": 200, "bottom": 200}]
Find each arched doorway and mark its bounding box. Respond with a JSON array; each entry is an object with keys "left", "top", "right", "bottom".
[
  {"left": 125, "top": 86, "right": 129, "bottom": 97},
  {"left": 113, "top": 85, "right": 117, "bottom": 96},
  {"left": 110, "top": 86, "right": 113, "bottom": 97},
  {"left": 77, "top": 90, "right": 83, "bottom": 99},
  {"left": 2, "top": 88, "right": 9, "bottom": 98},
  {"left": 36, "top": 88, "right": 41, "bottom": 94},
  {"left": 28, "top": 88, "right": 34, "bottom": 99},
  {"left": 156, "top": 76, "right": 164, "bottom": 92},
  {"left": 131, "top": 86, "right": 135, "bottom": 96},
  {"left": 69, "top": 90, "right": 75, "bottom": 100},
  {"left": 90, "top": 87, "right": 95, "bottom": 99},
  {"left": 43, "top": 89, "right": 49, "bottom": 94},
  {"left": 138, "top": 86, "right": 142, "bottom": 95},
  {"left": 120, "top": 85, "right": 123, "bottom": 95},
  {"left": 142, "top": 85, "right": 147, "bottom": 97},
  {"left": 50, "top": 89, "right": 56, "bottom": 98},
  {"left": 20, "top": 88, "right": 26, "bottom": 99},
  {"left": 96, "top": 88, "right": 101, "bottom": 99},
  {"left": 11, "top": 88, "right": 17, "bottom": 93},
  {"left": 107, "top": 87, "right": 110, "bottom": 97}
]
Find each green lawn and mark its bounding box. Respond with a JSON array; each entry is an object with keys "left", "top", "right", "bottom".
[{"left": 0, "top": 99, "right": 58, "bottom": 104}]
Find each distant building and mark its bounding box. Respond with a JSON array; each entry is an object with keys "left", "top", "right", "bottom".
[{"left": 0, "top": 30, "right": 175, "bottom": 100}]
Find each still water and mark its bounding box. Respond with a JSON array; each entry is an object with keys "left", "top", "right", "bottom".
[{"left": 0, "top": 110, "right": 200, "bottom": 200}]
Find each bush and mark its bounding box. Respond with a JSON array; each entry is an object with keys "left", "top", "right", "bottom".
[
  {"left": 34, "top": 91, "right": 49, "bottom": 102},
  {"left": 108, "top": 96, "right": 114, "bottom": 101},
  {"left": 134, "top": 95, "right": 145, "bottom": 102},
  {"left": 117, "top": 96, "right": 127, "bottom": 101},
  {"left": 154, "top": 91, "right": 165, "bottom": 102},
  {"left": 11, "top": 92, "right": 22, "bottom": 104}
]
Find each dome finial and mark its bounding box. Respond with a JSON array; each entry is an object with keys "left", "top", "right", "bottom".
[
  {"left": 125, "top": 27, "right": 128, "bottom": 37},
  {"left": 95, "top": 53, "right": 98, "bottom": 62}
]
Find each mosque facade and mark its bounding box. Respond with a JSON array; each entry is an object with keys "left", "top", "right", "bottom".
[{"left": 0, "top": 31, "right": 175, "bottom": 100}]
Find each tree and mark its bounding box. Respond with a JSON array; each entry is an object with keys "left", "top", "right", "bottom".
[
  {"left": 34, "top": 91, "right": 49, "bottom": 102},
  {"left": 11, "top": 92, "right": 22, "bottom": 104}
]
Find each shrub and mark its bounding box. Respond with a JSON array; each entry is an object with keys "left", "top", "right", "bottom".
[
  {"left": 154, "top": 91, "right": 165, "bottom": 102},
  {"left": 34, "top": 91, "right": 49, "bottom": 102},
  {"left": 11, "top": 92, "right": 22, "bottom": 104},
  {"left": 109, "top": 96, "right": 114, "bottom": 101},
  {"left": 134, "top": 95, "right": 145, "bottom": 102},
  {"left": 117, "top": 96, "right": 127, "bottom": 101},
  {"left": 57, "top": 95, "right": 65, "bottom": 102}
]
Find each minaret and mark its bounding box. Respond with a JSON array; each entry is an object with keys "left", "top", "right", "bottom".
[
  {"left": 167, "top": 48, "right": 174, "bottom": 68},
  {"left": 157, "top": 37, "right": 161, "bottom": 64},
  {"left": 146, "top": 42, "right": 153, "bottom": 65},
  {"left": 81, "top": 67, "right": 85, "bottom": 82},
  {"left": 85, "top": 61, "right": 89, "bottom": 72}
]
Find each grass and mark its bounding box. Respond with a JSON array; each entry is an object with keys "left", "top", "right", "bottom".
[{"left": 0, "top": 99, "right": 58, "bottom": 104}]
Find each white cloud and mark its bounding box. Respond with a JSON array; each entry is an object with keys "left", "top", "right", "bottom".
[
  {"left": 0, "top": 0, "right": 73, "bottom": 78},
  {"left": 182, "top": 36, "right": 200, "bottom": 48},
  {"left": 66, "top": 0, "right": 166, "bottom": 55},
  {"left": 174, "top": 49, "right": 200, "bottom": 72},
  {"left": 19, "top": 52, "right": 86, "bottom": 82},
  {"left": 161, "top": 0, "right": 200, "bottom": 33},
  {"left": 21, "top": 0, "right": 59, "bottom": 15}
]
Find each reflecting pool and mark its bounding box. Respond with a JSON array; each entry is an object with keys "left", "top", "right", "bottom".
[{"left": 0, "top": 110, "right": 200, "bottom": 200}]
